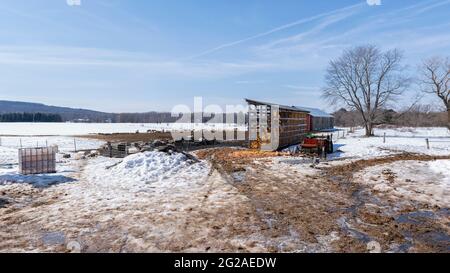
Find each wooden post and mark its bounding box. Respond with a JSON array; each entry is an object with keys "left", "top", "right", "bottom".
[
  {"left": 108, "top": 142, "right": 112, "bottom": 158},
  {"left": 74, "top": 138, "right": 77, "bottom": 152},
  {"left": 20, "top": 138, "right": 22, "bottom": 148},
  {"left": 0, "top": 137, "right": 2, "bottom": 146},
  {"left": 426, "top": 138, "right": 430, "bottom": 149},
  {"left": 383, "top": 133, "right": 386, "bottom": 144},
  {"left": 322, "top": 145, "right": 326, "bottom": 160}
]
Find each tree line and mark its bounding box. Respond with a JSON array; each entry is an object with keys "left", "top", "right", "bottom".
[
  {"left": 322, "top": 45, "right": 449, "bottom": 136},
  {"left": 0, "top": 112, "right": 63, "bottom": 122},
  {"left": 333, "top": 106, "right": 447, "bottom": 128}
]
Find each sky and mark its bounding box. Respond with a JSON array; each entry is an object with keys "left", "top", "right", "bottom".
[{"left": 0, "top": 0, "right": 449, "bottom": 113}]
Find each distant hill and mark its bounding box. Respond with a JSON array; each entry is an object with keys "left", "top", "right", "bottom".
[
  {"left": 0, "top": 100, "right": 205, "bottom": 123},
  {"left": 0, "top": 100, "right": 246, "bottom": 123},
  {"left": 0, "top": 100, "right": 114, "bottom": 122}
]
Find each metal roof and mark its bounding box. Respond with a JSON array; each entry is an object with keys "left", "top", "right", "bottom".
[
  {"left": 245, "top": 99, "right": 310, "bottom": 113},
  {"left": 293, "top": 106, "right": 334, "bottom": 118}
]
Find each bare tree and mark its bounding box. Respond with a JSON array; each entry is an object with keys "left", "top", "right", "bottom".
[
  {"left": 419, "top": 56, "right": 450, "bottom": 129},
  {"left": 323, "top": 45, "right": 408, "bottom": 136}
]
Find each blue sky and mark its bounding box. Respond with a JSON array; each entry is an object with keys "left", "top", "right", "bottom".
[{"left": 0, "top": 0, "right": 449, "bottom": 112}]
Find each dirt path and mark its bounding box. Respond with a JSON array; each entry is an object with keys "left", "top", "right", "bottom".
[
  {"left": 197, "top": 149, "right": 350, "bottom": 252},
  {"left": 198, "top": 148, "right": 450, "bottom": 252},
  {"left": 323, "top": 153, "right": 450, "bottom": 252}
]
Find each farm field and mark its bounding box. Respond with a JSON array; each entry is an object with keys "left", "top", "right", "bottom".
[
  {"left": 0, "top": 124, "right": 449, "bottom": 253},
  {"left": 0, "top": 122, "right": 246, "bottom": 136}
]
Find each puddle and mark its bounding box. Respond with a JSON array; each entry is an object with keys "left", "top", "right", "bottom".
[
  {"left": 396, "top": 211, "right": 437, "bottom": 224},
  {"left": 396, "top": 240, "right": 414, "bottom": 253},
  {"left": 0, "top": 197, "right": 10, "bottom": 208},
  {"left": 395, "top": 210, "right": 450, "bottom": 251},
  {"left": 337, "top": 217, "right": 372, "bottom": 243},
  {"left": 419, "top": 231, "right": 450, "bottom": 252},
  {"left": 231, "top": 171, "right": 246, "bottom": 182},
  {"left": 42, "top": 232, "right": 66, "bottom": 246},
  {"left": 436, "top": 208, "right": 450, "bottom": 218},
  {"left": 278, "top": 159, "right": 313, "bottom": 165}
]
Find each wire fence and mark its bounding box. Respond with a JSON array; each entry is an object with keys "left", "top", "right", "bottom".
[
  {"left": 0, "top": 137, "right": 91, "bottom": 152},
  {"left": 322, "top": 128, "right": 450, "bottom": 150}
]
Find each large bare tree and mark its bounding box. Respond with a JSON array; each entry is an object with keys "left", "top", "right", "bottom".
[
  {"left": 323, "top": 45, "right": 408, "bottom": 136},
  {"left": 419, "top": 56, "right": 450, "bottom": 129}
]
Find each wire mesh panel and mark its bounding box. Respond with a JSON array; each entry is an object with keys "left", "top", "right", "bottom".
[{"left": 18, "top": 146, "right": 58, "bottom": 175}]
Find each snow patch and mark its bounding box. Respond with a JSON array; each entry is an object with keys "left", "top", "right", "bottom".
[
  {"left": 428, "top": 160, "right": 450, "bottom": 186},
  {"left": 354, "top": 160, "right": 450, "bottom": 207},
  {"left": 111, "top": 151, "right": 198, "bottom": 183}
]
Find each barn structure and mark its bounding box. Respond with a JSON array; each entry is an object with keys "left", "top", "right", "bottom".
[
  {"left": 294, "top": 106, "right": 334, "bottom": 132},
  {"left": 246, "top": 99, "right": 310, "bottom": 151}
]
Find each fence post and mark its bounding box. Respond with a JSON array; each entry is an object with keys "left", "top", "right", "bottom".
[
  {"left": 322, "top": 145, "right": 327, "bottom": 160},
  {"left": 20, "top": 138, "right": 23, "bottom": 148},
  {"left": 0, "top": 137, "right": 1, "bottom": 146},
  {"left": 383, "top": 133, "right": 386, "bottom": 144},
  {"left": 74, "top": 138, "right": 77, "bottom": 152},
  {"left": 426, "top": 138, "right": 430, "bottom": 149}
]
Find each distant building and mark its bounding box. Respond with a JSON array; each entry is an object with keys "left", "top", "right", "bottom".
[
  {"left": 72, "top": 118, "right": 90, "bottom": 123},
  {"left": 294, "top": 106, "right": 334, "bottom": 132}
]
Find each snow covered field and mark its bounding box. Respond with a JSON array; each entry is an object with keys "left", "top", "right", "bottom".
[
  {"left": 0, "top": 122, "right": 246, "bottom": 136},
  {"left": 0, "top": 136, "right": 104, "bottom": 167},
  {"left": 0, "top": 136, "right": 104, "bottom": 189},
  {"left": 331, "top": 127, "right": 450, "bottom": 159}
]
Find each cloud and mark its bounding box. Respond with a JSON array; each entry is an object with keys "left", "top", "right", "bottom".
[
  {"left": 260, "top": 8, "right": 359, "bottom": 50},
  {"left": 249, "top": 0, "right": 450, "bottom": 70},
  {"left": 235, "top": 80, "right": 266, "bottom": 84},
  {"left": 186, "top": 2, "right": 364, "bottom": 59},
  {"left": 1, "top": 0, "right": 449, "bottom": 88},
  {"left": 66, "top": 0, "right": 81, "bottom": 7},
  {"left": 0, "top": 46, "right": 274, "bottom": 79},
  {"left": 408, "top": 0, "right": 450, "bottom": 16},
  {"left": 283, "top": 85, "right": 320, "bottom": 91},
  {"left": 366, "top": 0, "right": 382, "bottom": 6}
]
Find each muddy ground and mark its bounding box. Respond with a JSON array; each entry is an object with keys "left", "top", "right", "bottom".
[
  {"left": 78, "top": 130, "right": 248, "bottom": 144},
  {"left": 78, "top": 132, "right": 173, "bottom": 143},
  {"left": 197, "top": 149, "right": 450, "bottom": 253},
  {"left": 1, "top": 148, "right": 449, "bottom": 252}
]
